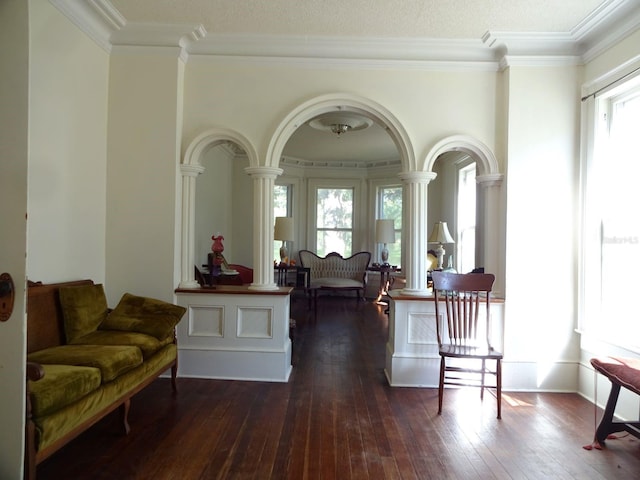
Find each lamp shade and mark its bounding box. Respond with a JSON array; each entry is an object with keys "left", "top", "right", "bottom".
[
  {"left": 375, "top": 219, "right": 396, "bottom": 244},
  {"left": 428, "top": 221, "right": 454, "bottom": 244},
  {"left": 274, "top": 217, "right": 294, "bottom": 241}
]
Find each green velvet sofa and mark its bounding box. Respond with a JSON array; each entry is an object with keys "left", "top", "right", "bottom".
[{"left": 25, "top": 280, "right": 186, "bottom": 479}]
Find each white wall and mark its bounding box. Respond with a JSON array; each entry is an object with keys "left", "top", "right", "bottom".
[
  {"left": 502, "top": 65, "right": 581, "bottom": 390},
  {"left": 183, "top": 60, "right": 498, "bottom": 172},
  {"left": 0, "top": 1, "right": 28, "bottom": 477},
  {"left": 106, "top": 51, "right": 184, "bottom": 304},
  {"left": 27, "top": 1, "right": 109, "bottom": 284},
  {"left": 195, "top": 145, "right": 234, "bottom": 266}
]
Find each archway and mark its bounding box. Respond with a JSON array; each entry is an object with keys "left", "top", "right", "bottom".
[
  {"left": 266, "top": 93, "right": 415, "bottom": 172},
  {"left": 179, "top": 128, "right": 259, "bottom": 288},
  {"left": 423, "top": 135, "right": 504, "bottom": 293}
]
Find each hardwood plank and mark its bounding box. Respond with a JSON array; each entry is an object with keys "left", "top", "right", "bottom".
[{"left": 37, "top": 296, "right": 640, "bottom": 480}]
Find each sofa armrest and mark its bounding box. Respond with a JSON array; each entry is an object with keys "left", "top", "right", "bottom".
[{"left": 27, "top": 361, "right": 45, "bottom": 382}]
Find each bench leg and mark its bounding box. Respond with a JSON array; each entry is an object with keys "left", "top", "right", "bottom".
[{"left": 595, "top": 382, "right": 623, "bottom": 445}]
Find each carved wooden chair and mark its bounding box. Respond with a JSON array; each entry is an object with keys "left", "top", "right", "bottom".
[{"left": 432, "top": 271, "right": 502, "bottom": 419}]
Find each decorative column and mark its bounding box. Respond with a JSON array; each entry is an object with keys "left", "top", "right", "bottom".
[
  {"left": 477, "top": 173, "right": 504, "bottom": 296},
  {"left": 399, "top": 171, "right": 437, "bottom": 295},
  {"left": 245, "top": 166, "right": 283, "bottom": 290},
  {"left": 179, "top": 164, "right": 206, "bottom": 288}
]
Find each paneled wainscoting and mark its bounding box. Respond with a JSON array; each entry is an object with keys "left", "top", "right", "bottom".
[{"left": 37, "top": 296, "right": 640, "bottom": 479}]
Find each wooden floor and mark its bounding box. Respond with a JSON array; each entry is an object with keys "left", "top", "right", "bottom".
[{"left": 38, "top": 295, "right": 640, "bottom": 479}]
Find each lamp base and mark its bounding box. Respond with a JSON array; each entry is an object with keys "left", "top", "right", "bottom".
[
  {"left": 279, "top": 243, "right": 288, "bottom": 264},
  {"left": 435, "top": 244, "right": 445, "bottom": 270},
  {"left": 380, "top": 244, "right": 389, "bottom": 265}
]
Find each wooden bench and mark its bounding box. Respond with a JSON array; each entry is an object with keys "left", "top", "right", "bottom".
[{"left": 590, "top": 356, "right": 640, "bottom": 446}]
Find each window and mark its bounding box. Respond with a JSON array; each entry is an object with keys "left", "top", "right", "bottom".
[
  {"left": 457, "top": 162, "right": 476, "bottom": 273},
  {"left": 582, "top": 77, "right": 640, "bottom": 350},
  {"left": 378, "top": 186, "right": 402, "bottom": 265},
  {"left": 273, "top": 184, "right": 291, "bottom": 262},
  {"left": 316, "top": 187, "right": 353, "bottom": 257}
]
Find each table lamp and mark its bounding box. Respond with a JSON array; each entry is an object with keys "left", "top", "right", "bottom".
[
  {"left": 428, "top": 221, "right": 454, "bottom": 270},
  {"left": 274, "top": 216, "right": 294, "bottom": 263},
  {"left": 375, "top": 219, "right": 396, "bottom": 265}
]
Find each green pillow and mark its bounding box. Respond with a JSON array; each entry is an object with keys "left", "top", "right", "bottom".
[
  {"left": 59, "top": 284, "right": 109, "bottom": 343},
  {"left": 100, "top": 293, "right": 186, "bottom": 341}
]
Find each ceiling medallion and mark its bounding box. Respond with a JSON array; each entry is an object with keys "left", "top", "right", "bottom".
[{"left": 309, "top": 113, "right": 373, "bottom": 137}]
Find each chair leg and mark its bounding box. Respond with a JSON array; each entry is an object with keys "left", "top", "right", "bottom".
[
  {"left": 438, "top": 356, "right": 445, "bottom": 414},
  {"left": 496, "top": 358, "right": 502, "bottom": 419},
  {"left": 480, "top": 359, "right": 486, "bottom": 400}
]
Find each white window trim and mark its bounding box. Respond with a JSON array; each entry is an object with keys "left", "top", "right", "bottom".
[
  {"left": 307, "top": 178, "right": 364, "bottom": 255},
  {"left": 578, "top": 61, "right": 640, "bottom": 353}
]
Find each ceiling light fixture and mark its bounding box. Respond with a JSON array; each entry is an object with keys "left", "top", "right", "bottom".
[
  {"left": 309, "top": 113, "right": 373, "bottom": 137},
  {"left": 330, "top": 123, "right": 352, "bottom": 136}
]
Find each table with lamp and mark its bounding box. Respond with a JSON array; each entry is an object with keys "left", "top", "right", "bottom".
[
  {"left": 369, "top": 219, "right": 400, "bottom": 304},
  {"left": 428, "top": 221, "right": 455, "bottom": 290}
]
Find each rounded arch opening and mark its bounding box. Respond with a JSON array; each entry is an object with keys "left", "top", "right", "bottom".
[
  {"left": 423, "top": 134, "right": 499, "bottom": 176},
  {"left": 179, "top": 128, "right": 260, "bottom": 288},
  {"left": 266, "top": 93, "right": 416, "bottom": 171},
  {"left": 183, "top": 127, "right": 259, "bottom": 168}
]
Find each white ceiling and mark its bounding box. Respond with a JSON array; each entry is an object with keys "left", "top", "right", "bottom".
[
  {"left": 72, "top": 0, "right": 640, "bottom": 165},
  {"left": 110, "top": 0, "right": 604, "bottom": 39}
]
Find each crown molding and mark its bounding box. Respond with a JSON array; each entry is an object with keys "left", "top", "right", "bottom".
[
  {"left": 50, "top": 0, "right": 125, "bottom": 52},
  {"left": 51, "top": 0, "right": 640, "bottom": 66},
  {"left": 187, "top": 34, "right": 497, "bottom": 64},
  {"left": 280, "top": 155, "right": 401, "bottom": 172}
]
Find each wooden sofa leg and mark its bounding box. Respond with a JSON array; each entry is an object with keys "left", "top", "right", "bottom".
[
  {"left": 120, "top": 399, "right": 131, "bottom": 435},
  {"left": 24, "top": 417, "right": 37, "bottom": 480},
  {"left": 171, "top": 362, "right": 178, "bottom": 392}
]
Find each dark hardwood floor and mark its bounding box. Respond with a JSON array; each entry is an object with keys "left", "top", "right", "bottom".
[{"left": 37, "top": 294, "right": 640, "bottom": 479}]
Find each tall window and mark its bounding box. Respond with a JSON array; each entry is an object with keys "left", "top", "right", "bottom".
[
  {"left": 316, "top": 188, "right": 353, "bottom": 257},
  {"left": 583, "top": 77, "right": 640, "bottom": 350},
  {"left": 378, "top": 186, "right": 402, "bottom": 265},
  {"left": 457, "top": 162, "right": 476, "bottom": 273},
  {"left": 273, "top": 184, "right": 291, "bottom": 262}
]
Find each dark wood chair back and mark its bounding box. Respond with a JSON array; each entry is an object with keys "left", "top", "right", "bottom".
[{"left": 432, "top": 271, "right": 495, "bottom": 348}]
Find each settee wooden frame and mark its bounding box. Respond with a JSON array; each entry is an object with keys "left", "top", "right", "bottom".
[{"left": 298, "top": 250, "right": 371, "bottom": 304}]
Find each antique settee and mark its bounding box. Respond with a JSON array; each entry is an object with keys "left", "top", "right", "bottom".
[
  {"left": 298, "top": 250, "right": 371, "bottom": 301},
  {"left": 25, "top": 280, "right": 186, "bottom": 479}
]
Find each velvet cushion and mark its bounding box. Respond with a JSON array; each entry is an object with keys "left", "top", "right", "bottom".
[
  {"left": 100, "top": 293, "right": 186, "bottom": 341},
  {"left": 71, "top": 330, "right": 173, "bottom": 359},
  {"left": 27, "top": 345, "right": 143, "bottom": 383},
  {"left": 58, "top": 284, "right": 109, "bottom": 343},
  {"left": 33, "top": 343, "right": 177, "bottom": 452},
  {"left": 591, "top": 356, "right": 640, "bottom": 396},
  {"left": 28, "top": 364, "right": 102, "bottom": 418}
]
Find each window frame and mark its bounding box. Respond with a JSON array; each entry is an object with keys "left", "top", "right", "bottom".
[
  {"left": 307, "top": 178, "right": 363, "bottom": 257},
  {"left": 579, "top": 68, "right": 640, "bottom": 353},
  {"left": 375, "top": 183, "right": 403, "bottom": 266}
]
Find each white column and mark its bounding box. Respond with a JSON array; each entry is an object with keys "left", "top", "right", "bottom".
[
  {"left": 477, "top": 173, "right": 504, "bottom": 296},
  {"left": 179, "top": 164, "right": 205, "bottom": 288},
  {"left": 399, "top": 171, "right": 437, "bottom": 295},
  {"left": 245, "top": 166, "right": 283, "bottom": 290}
]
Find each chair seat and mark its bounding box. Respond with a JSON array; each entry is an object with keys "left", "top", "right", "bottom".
[{"left": 440, "top": 344, "right": 502, "bottom": 359}]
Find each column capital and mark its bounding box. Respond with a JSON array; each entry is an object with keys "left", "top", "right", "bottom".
[
  {"left": 398, "top": 170, "right": 437, "bottom": 184},
  {"left": 476, "top": 173, "right": 504, "bottom": 188},
  {"left": 180, "top": 164, "right": 205, "bottom": 177},
  {"left": 244, "top": 166, "right": 283, "bottom": 179}
]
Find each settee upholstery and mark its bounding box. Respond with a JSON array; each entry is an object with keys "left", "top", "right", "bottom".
[
  {"left": 298, "top": 250, "right": 371, "bottom": 301},
  {"left": 25, "top": 280, "right": 185, "bottom": 479}
]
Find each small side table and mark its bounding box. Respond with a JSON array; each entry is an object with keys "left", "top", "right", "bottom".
[{"left": 367, "top": 264, "right": 400, "bottom": 303}]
